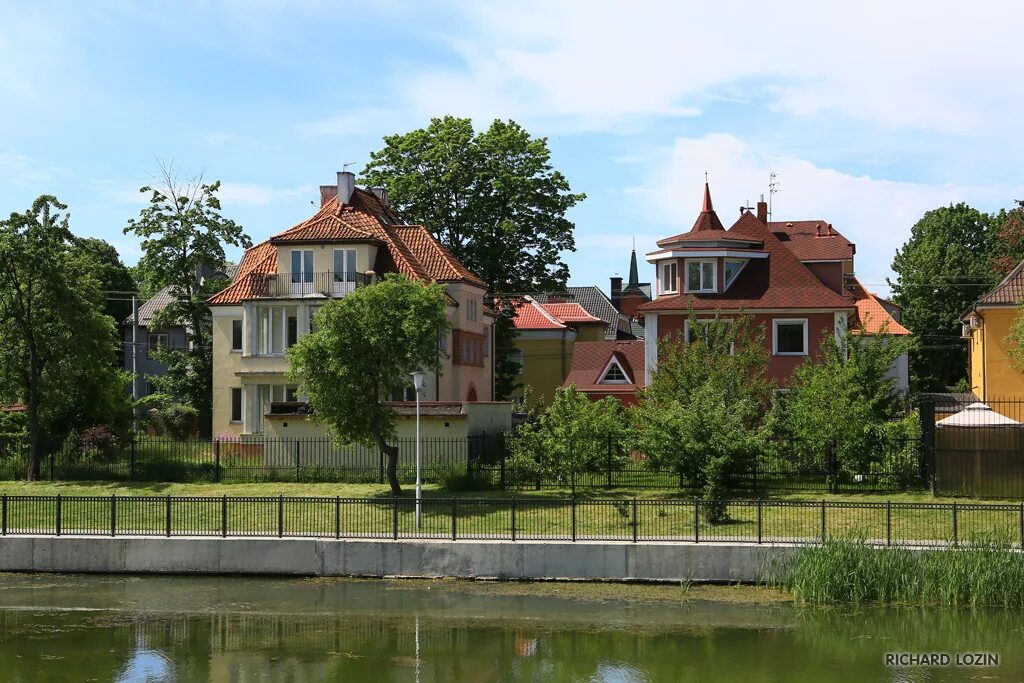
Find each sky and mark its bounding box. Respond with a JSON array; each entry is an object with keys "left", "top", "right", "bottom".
[{"left": 2, "top": 1, "right": 1023, "bottom": 297}]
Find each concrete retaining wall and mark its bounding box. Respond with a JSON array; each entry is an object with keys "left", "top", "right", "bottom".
[{"left": 0, "top": 537, "right": 797, "bottom": 583}]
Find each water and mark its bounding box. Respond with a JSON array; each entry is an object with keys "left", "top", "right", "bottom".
[{"left": 0, "top": 575, "right": 1021, "bottom": 682}]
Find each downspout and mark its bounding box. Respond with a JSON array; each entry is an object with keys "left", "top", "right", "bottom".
[
  {"left": 561, "top": 329, "right": 568, "bottom": 382},
  {"left": 980, "top": 310, "right": 986, "bottom": 402}
]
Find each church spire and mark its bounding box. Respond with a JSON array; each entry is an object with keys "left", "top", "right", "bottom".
[
  {"left": 690, "top": 181, "right": 725, "bottom": 232},
  {"left": 627, "top": 246, "right": 640, "bottom": 289}
]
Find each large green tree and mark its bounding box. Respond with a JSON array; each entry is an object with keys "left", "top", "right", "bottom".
[
  {"left": 362, "top": 116, "right": 585, "bottom": 398},
  {"left": 889, "top": 203, "right": 999, "bottom": 391},
  {"left": 0, "top": 196, "right": 129, "bottom": 479},
  {"left": 287, "top": 274, "right": 451, "bottom": 495},
  {"left": 71, "top": 236, "right": 137, "bottom": 324},
  {"left": 991, "top": 200, "right": 1024, "bottom": 276},
  {"left": 123, "top": 166, "right": 250, "bottom": 436}
]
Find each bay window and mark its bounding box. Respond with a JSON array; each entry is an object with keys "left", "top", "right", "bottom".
[
  {"left": 685, "top": 259, "right": 716, "bottom": 293},
  {"left": 660, "top": 262, "right": 678, "bottom": 294},
  {"left": 255, "top": 305, "right": 299, "bottom": 355}
]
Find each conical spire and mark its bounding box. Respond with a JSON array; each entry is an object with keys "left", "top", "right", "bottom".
[
  {"left": 690, "top": 182, "right": 725, "bottom": 232},
  {"left": 627, "top": 248, "right": 640, "bottom": 289}
]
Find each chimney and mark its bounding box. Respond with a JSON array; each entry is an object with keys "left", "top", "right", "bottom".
[
  {"left": 337, "top": 171, "right": 355, "bottom": 205},
  {"left": 756, "top": 193, "right": 768, "bottom": 223},
  {"left": 610, "top": 276, "right": 623, "bottom": 311},
  {"left": 370, "top": 186, "right": 388, "bottom": 205},
  {"left": 319, "top": 185, "right": 338, "bottom": 207},
  {"left": 815, "top": 223, "right": 823, "bottom": 237}
]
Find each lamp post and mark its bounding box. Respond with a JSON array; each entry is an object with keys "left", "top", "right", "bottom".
[{"left": 411, "top": 371, "right": 426, "bottom": 529}]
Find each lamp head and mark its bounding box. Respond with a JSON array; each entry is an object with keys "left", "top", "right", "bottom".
[{"left": 411, "top": 371, "right": 426, "bottom": 392}]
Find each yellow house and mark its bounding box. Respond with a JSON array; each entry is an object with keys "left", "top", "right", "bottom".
[
  {"left": 207, "top": 172, "right": 496, "bottom": 437},
  {"left": 510, "top": 296, "right": 606, "bottom": 406},
  {"left": 963, "top": 260, "right": 1024, "bottom": 400}
]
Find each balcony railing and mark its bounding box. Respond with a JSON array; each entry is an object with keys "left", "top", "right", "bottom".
[{"left": 248, "top": 272, "right": 373, "bottom": 298}]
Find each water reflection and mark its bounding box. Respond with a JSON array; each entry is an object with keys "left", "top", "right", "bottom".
[{"left": 0, "top": 576, "right": 1020, "bottom": 682}]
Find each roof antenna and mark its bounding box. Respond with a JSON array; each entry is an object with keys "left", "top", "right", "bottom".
[
  {"left": 768, "top": 172, "right": 781, "bottom": 223},
  {"left": 342, "top": 161, "right": 356, "bottom": 172}
]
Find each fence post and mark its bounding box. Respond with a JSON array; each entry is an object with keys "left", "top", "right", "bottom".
[
  {"left": 452, "top": 498, "right": 457, "bottom": 541},
  {"left": 753, "top": 458, "right": 758, "bottom": 494},
  {"left": 919, "top": 397, "right": 936, "bottom": 493},
  {"left": 278, "top": 495, "right": 284, "bottom": 537},
  {"left": 632, "top": 498, "right": 638, "bottom": 543},
  {"left": 165, "top": 495, "right": 171, "bottom": 537},
  {"left": 1, "top": 494, "right": 6, "bottom": 536},
  {"left": 952, "top": 501, "right": 958, "bottom": 547},
  {"left": 221, "top": 495, "right": 227, "bottom": 537},
  {"left": 571, "top": 497, "right": 577, "bottom": 542},
  {"left": 111, "top": 494, "right": 116, "bottom": 537},
  {"left": 607, "top": 433, "right": 613, "bottom": 488},
  {"left": 1019, "top": 502, "right": 1023, "bottom": 551},
  {"left": 694, "top": 498, "right": 700, "bottom": 543},
  {"left": 55, "top": 494, "right": 61, "bottom": 536},
  {"left": 214, "top": 440, "right": 221, "bottom": 483},
  {"left": 335, "top": 496, "right": 341, "bottom": 540},
  {"left": 379, "top": 450, "right": 385, "bottom": 485},
  {"left": 757, "top": 499, "right": 762, "bottom": 544},
  {"left": 499, "top": 434, "right": 507, "bottom": 491},
  {"left": 820, "top": 499, "right": 826, "bottom": 543},
  {"left": 49, "top": 451, "right": 54, "bottom": 481},
  {"left": 294, "top": 441, "right": 300, "bottom": 482},
  {"left": 510, "top": 496, "right": 516, "bottom": 542},
  {"left": 130, "top": 438, "right": 136, "bottom": 481},
  {"left": 392, "top": 498, "right": 399, "bottom": 540},
  {"left": 886, "top": 500, "right": 892, "bottom": 546}
]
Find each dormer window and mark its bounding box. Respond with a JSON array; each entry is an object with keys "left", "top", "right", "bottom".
[
  {"left": 660, "top": 262, "right": 678, "bottom": 294},
  {"left": 723, "top": 258, "right": 746, "bottom": 290},
  {"left": 598, "top": 357, "right": 632, "bottom": 384},
  {"left": 685, "top": 259, "right": 716, "bottom": 293}
]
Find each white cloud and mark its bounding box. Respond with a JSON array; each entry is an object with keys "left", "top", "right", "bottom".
[{"left": 629, "top": 134, "right": 1024, "bottom": 294}]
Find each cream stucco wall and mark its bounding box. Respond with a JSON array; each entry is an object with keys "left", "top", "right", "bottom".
[
  {"left": 274, "top": 243, "right": 379, "bottom": 277},
  {"left": 211, "top": 306, "right": 245, "bottom": 436}
]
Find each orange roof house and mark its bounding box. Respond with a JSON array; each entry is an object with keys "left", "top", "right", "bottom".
[
  {"left": 208, "top": 171, "right": 497, "bottom": 437},
  {"left": 638, "top": 184, "right": 910, "bottom": 391}
]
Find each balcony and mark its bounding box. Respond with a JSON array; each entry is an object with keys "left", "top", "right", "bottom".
[{"left": 248, "top": 272, "right": 372, "bottom": 298}]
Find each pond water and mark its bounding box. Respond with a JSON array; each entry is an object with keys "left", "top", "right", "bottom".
[{"left": 0, "top": 574, "right": 1020, "bottom": 681}]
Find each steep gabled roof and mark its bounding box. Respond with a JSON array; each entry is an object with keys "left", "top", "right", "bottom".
[
  {"left": 769, "top": 220, "right": 855, "bottom": 261},
  {"left": 512, "top": 297, "right": 602, "bottom": 331},
  {"left": 846, "top": 277, "right": 910, "bottom": 335},
  {"left": 533, "top": 287, "right": 621, "bottom": 340},
  {"left": 563, "top": 341, "right": 645, "bottom": 393},
  {"left": 973, "top": 259, "right": 1024, "bottom": 308},
  {"left": 639, "top": 211, "right": 855, "bottom": 313},
  {"left": 209, "top": 187, "right": 487, "bottom": 305}
]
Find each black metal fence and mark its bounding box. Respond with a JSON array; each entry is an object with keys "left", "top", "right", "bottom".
[
  {"left": 931, "top": 398, "right": 1024, "bottom": 498},
  {"left": 1, "top": 494, "right": 1021, "bottom": 547}
]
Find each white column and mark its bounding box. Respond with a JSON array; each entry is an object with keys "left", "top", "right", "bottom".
[{"left": 644, "top": 313, "right": 658, "bottom": 385}]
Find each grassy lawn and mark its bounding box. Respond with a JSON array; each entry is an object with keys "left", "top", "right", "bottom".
[{"left": 0, "top": 480, "right": 1016, "bottom": 545}]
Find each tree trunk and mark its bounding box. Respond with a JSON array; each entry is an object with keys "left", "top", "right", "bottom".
[
  {"left": 374, "top": 432, "right": 402, "bottom": 496},
  {"left": 25, "top": 359, "right": 41, "bottom": 482}
]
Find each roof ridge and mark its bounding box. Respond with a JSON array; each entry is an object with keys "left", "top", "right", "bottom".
[{"left": 526, "top": 296, "right": 567, "bottom": 327}]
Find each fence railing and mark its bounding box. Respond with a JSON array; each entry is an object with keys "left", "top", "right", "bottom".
[{"left": 1, "top": 494, "right": 1022, "bottom": 547}]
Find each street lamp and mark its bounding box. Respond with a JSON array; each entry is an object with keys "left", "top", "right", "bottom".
[{"left": 411, "top": 370, "right": 426, "bottom": 529}]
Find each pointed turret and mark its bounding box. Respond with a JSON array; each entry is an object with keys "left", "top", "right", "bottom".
[
  {"left": 690, "top": 182, "right": 725, "bottom": 233},
  {"left": 627, "top": 248, "right": 640, "bottom": 290}
]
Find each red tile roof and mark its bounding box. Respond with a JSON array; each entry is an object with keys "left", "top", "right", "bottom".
[
  {"left": 972, "top": 258, "right": 1024, "bottom": 308},
  {"left": 639, "top": 211, "right": 855, "bottom": 313},
  {"left": 769, "top": 220, "right": 855, "bottom": 261},
  {"left": 847, "top": 277, "right": 910, "bottom": 335},
  {"left": 563, "top": 341, "right": 645, "bottom": 393},
  {"left": 657, "top": 183, "right": 726, "bottom": 246},
  {"left": 511, "top": 298, "right": 603, "bottom": 330},
  {"left": 209, "top": 187, "right": 487, "bottom": 305}
]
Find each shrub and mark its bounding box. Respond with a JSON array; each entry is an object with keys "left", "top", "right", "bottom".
[{"left": 150, "top": 403, "right": 199, "bottom": 439}]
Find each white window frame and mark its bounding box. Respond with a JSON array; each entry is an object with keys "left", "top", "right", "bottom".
[
  {"left": 148, "top": 332, "right": 169, "bottom": 350},
  {"left": 660, "top": 261, "right": 678, "bottom": 294},
  {"left": 598, "top": 357, "right": 632, "bottom": 385},
  {"left": 230, "top": 387, "right": 243, "bottom": 423},
  {"left": 332, "top": 248, "right": 358, "bottom": 294},
  {"left": 723, "top": 258, "right": 746, "bottom": 291},
  {"left": 254, "top": 305, "right": 299, "bottom": 356},
  {"left": 467, "top": 298, "right": 478, "bottom": 322},
  {"left": 684, "top": 318, "right": 734, "bottom": 355},
  {"left": 231, "top": 319, "right": 243, "bottom": 352},
  {"left": 685, "top": 259, "right": 717, "bottom": 293},
  {"left": 773, "top": 318, "right": 809, "bottom": 356}
]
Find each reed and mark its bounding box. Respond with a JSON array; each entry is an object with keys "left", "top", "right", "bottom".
[{"left": 778, "top": 537, "right": 1024, "bottom": 607}]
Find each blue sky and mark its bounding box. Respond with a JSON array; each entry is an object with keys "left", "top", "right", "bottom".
[{"left": 2, "top": 1, "right": 1023, "bottom": 297}]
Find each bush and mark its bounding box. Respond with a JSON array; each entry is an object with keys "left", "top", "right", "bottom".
[
  {"left": 150, "top": 403, "right": 199, "bottom": 439},
  {"left": 77, "top": 425, "right": 118, "bottom": 459}
]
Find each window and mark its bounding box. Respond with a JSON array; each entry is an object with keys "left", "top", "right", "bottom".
[
  {"left": 231, "top": 319, "right": 243, "bottom": 352},
  {"left": 723, "top": 259, "right": 745, "bottom": 290},
  {"left": 255, "top": 305, "right": 299, "bottom": 355},
  {"left": 230, "top": 387, "right": 243, "bottom": 422},
  {"left": 439, "top": 333, "right": 448, "bottom": 353},
  {"left": 660, "top": 262, "right": 678, "bottom": 294},
  {"left": 467, "top": 298, "right": 478, "bottom": 322},
  {"left": 599, "top": 358, "right": 631, "bottom": 384},
  {"left": 290, "top": 250, "right": 314, "bottom": 282},
  {"left": 453, "top": 330, "right": 485, "bottom": 367},
  {"left": 148, "top": 333, "right": 169, "bottom": 350},
  {"left": 685, "top": 259, "right": 716, "bottom": 293},
  {"left": 308, "top": 306, "right": 320, "bottom": 334},
  {"left": 773, "top": 319, "right": 808, "bottom": 356},
  {"left": 333, "top": 249, "right": 357, "bottom": 282},
  {"left": 482, "top": 325, "right": 489, "bottom": 358},
  {"left": 685, "top": 319, "right": 734, "bottom": 355}
]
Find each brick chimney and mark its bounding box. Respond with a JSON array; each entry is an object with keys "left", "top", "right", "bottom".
[
  {"left": 756, "top": 194, "right": 768, "bottom": 223},
  {"left": 320, "top": 185, "right": 338, "bottom": 207},
  {"left": 337, "top": 171, "right": 355, "bottom": 205},
  {"left": 610, "top": 276, "right": 623, "bottom": 311}
]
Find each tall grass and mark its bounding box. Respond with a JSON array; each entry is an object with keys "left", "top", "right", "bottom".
[{"left": 777, "top": 537, "right": 1024, "bottom": 607}]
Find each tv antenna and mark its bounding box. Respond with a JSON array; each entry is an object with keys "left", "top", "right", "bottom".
[
  {"left": 343, "top": 161, "right": 357, "bottom": 172},
  {"left": 768, "top": 172, "right": 781, "bottom": 222}
]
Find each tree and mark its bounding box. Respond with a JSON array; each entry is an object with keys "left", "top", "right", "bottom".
[
  {"left": 0, "top": 196, "right": 129, "bottom": 479},
  {"left": 773, "top": 329, "right": 916, "bottom": 491},
  {"left": 506, "top": 385, "right": 630, "bottom": 490},
  {"left": 889, "top": 203, "right": 999, "bottom": 391},
  {"left": 991, "top": 200, "right": 1024, "bottom": 276},
  {"left": 71, "top": 237, "right": 137, "bottom": 323},
  {"left": 123, "top": 165, "right": 251, "bottom": 436},
  {"left": 362, "top": 116, "right": 585, "bottom": 398},
  {"left": 287, "top": 275, "right": 451, "bottom": 495},
  {"left": 632, "top": 313, "right": 771, "bottom": 521}
]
